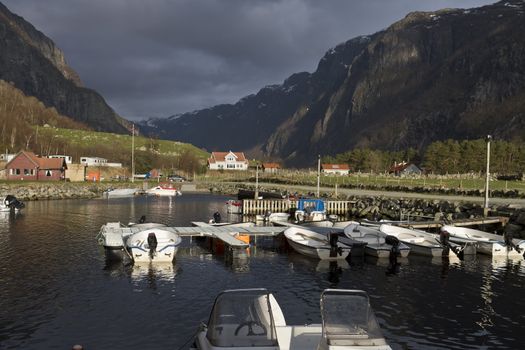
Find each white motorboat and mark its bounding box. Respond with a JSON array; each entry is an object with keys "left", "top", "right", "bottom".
[
  {"left": 104, "top": 188, "right": 137, "bottom": 198},
  {"left": 284, "top": 226, "right": 351, "bottom": 260},
  {"left": 0, "top": 195, "right": 25, "bottom": 212},
  {"left": 294, "top": 199, "right": 327, "bottom": 222},
  {"left": 146, "top": 183, "right": 182, "bottom": 196},
  {"left": 256, "top": 212, "right": 290, "bottom": 223},
  {"left": 125, "top": 227, "right": 182, "bottom": 262},
  {"left": 192, "top": 288, "right": 392, "bottom": 350},
  {"left": 442, "top": 225, "right": 525, "bottom": 258},
  {"left": 97, "top": 221, "right": 167, "bottom": 261},
  {"left": 343, "top": 223, "right": 410, "bottom": 258},
  {"left": 379, "top": 224, "right": 444, "bottom": 257}
]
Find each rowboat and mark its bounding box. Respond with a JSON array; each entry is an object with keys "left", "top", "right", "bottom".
[
  {"left": 284, "top": 226, "right": 351, "bottom": 260},
  {"left": 343, "top": 223, "right": 410, "bottom": 258},
  {"left": 379, "top": 224, "right": 443, "bottom": 257},
  {"left": 442, "top": 225, "right": 524, "bottom": 258}
]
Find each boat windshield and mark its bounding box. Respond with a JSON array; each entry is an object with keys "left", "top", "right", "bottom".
[
  {"left": 206, "top": 289, "right": 279, "bottom": 347},
  {"left": 321, "top": 289, "right": 387, "bottom": 347}
]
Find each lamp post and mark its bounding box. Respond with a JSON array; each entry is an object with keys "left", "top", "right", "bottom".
[
  {"left": 254, "top": 162, "right": 259, "bottom": 200},
  {"left": 484, "top": 135, "right": 492, "bottom": 217},
  {"left": 316, "top": 154, "right": 321, "bottom": 198}
]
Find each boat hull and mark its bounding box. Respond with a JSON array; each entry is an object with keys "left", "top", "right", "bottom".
[
  {"left": 286, "top": 238, "right": 350, "bottom": 260},
  {"left": 125, "top": 228, "right": 182, "bottom": 263}
]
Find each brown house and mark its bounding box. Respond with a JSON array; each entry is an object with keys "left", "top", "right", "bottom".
[
  {"left": 262, "top": 162, "right": 280, "bottom": 173},
  {"left": 6, "top": 151, "right": 67, "bottom": 181}
]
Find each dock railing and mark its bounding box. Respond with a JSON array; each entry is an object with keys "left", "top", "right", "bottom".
[{"left": 242, "top": 199, "right": 353, "bottom": 215}]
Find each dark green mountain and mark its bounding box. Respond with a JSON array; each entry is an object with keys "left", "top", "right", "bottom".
[
  {"left": 0, "top": 2, "right": 129, "bottom": 133},
  {"left": 140, "top": 0, "right": 525, "bottom": 166}
]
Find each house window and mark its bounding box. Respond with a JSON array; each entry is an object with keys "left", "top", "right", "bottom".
[
  {"left": 24, "top": 169, "right": 30, "bottom": 175},
  {"left": 227, "top": 164, "right": 235, "bottom": 169},
  {"left": 15, "top": 169, "right": 20, "bottom": 175},
  {"left": 30, "top": 169, "right": 34, "bottom": 175},
  {"left": 46, "top": 170, "right": 52, "bottom": 177}
]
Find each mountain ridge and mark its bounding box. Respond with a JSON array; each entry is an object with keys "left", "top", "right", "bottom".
[
  {"left": 140, "top": 0, "right": 525, "bottom": 166},
  {"left": 0, "top": 1, "right": 129, "bottom": 134}
]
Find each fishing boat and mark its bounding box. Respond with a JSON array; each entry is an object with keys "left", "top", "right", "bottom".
[
  {"left": 343, "top": 223, "right": 410, "bottom": 258},
  {"left": 125, "top": 227, "right": 182, "bottom": 262},
  {"left": 192, "top": 288, "right": 392, "bottom": 350},
  {"left": 284, "top": 226, "right": 351, "bottom": 260},
  {"left": 146, "top": 183, "right": 182, "bottom": 196},
  {"left": 442, "top": 225, "right": 525, "bottom": 258},
  {"left": 294, "top": 199, "right": 326, "bottom": 222},
  {"left": 0, "top": 195, "right": 25, "bottom": 212},
  {"left": 96, "top": 221, "right": 167, "bottom": 261},
  {"left": 379, "top": 224, "right": 444, "bottom": 257}
]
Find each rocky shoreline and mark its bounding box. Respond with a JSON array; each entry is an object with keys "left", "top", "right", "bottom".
[{"left": 0, "top": 182, "right": 134, "bottom": 200}]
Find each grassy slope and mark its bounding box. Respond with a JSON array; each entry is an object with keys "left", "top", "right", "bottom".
[{"left": 41, "top": 127, "right": 209, "bottom": 161}]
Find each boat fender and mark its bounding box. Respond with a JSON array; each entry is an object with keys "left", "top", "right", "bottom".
[
  {"left": 147, "top": 232, "right": 158, "bottom": 258},
  {"left": 213, "top": 211, "right": 221, "bottom": 224},
  {"left": 439, "top": 229, "right": 450, "bottom": 246}
]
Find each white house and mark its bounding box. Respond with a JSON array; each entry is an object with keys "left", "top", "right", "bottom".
[
  {"left": 0, "top": 153, "right": 16, "bottom": 162},
  {"left": 321, "top": 163, "right": 350, "bottom": 175},
  {"left": 208, "top": 151, "right": 249, "bottom": 170},
  {"left": 80, "top": 157, "right": 108, "bottom": 166},
  {"left": 48, "top": 155, "right": 73, "bottom": 164}
]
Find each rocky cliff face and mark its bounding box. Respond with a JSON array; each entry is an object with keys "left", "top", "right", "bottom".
[
  {"left": 141, "top": 0, "right": 525, "bottom": 166},
  {"left": 0, "top": 2, "right": 129, "bottom": 133}
]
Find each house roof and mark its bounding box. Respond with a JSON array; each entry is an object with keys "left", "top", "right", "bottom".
[
  {"left": 6, "top": 151, "right": 67, "bottom": 169},
  {"left": 389, "top": 162, "right": 419, "bottom": 173},
  {"left": 209, "top": 151, "right": 247, "bottom": 163},
  {"left": 38, "top": 157, "right": 67, "bottom": 170},
  {"left": 321, "top": 163, "right": 349, "bottom": 170},
  {"left": 262, "top": 162, "right": 280, "bottom": 169}
]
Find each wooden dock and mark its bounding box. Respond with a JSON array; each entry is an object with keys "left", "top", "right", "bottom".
[
  {"left": 397, "top": 216, "right": 507, "bottom": 229},
  {"left": 242, "top": 199, "right": 354, "bottom": 215}
]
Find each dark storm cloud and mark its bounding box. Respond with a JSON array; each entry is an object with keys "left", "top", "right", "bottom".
[{"left": 4, "top": 0, "right": 495, "bottom": 120}]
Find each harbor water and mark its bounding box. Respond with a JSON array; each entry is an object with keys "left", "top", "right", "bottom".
[{"left": 1, "top": 193, "right": 524, "bottom": 349}]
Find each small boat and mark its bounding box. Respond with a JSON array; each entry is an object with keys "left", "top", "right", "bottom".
[
  {"left": 192, "top": 288, "right": 392, "bottom": 350},
  {"left": 146, "top": 183, "right": 182, "bottom": 196},
  {"left": 256, "top": 212, "right": 290, "bottom": 223},
  {"left": 125, "top": 227, "right": 182, "bottom": 262},
  {"left": 284, "top": 226, "right": 351, "bottom": 260},
  {"left": 442, "top": 225, "right": 525, "bottom": 258},
  {"left": 379, "top": 224, "right": 444, "bottom": 257},
  {"left": 344, "top": 223, "right": 410, "bottom": 258},
  {"left": 294, "top": 199, "right": 326, "bottom": 222},
  {"left": 97, "top": 221, "right": 167, "bottom": 261},
  {"left": 226, "top": 199, "right": 243, "bottom": 214},
  {"left": 104, "top": 188, "right": 137, "bottom": 198},
  {"left": 0, "top": 195, "right": 25, "bottom": 212}
]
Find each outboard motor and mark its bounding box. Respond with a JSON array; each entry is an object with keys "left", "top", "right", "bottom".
[
  {"left": 147, "top": 232, "right": 158, "bottom": 259},
  {"left": 139, "top": 215, "right": 146, "bottom": 224},
  {"left": 504, "top": 231, "right": 521, "bottom": 253},
  {"left": 213, "top": 211, "right": 221, "bottom": 224},
  {"left": 4, "top": 195, "right": 24, "bottom": 210},
  {"left": 328, "top": 232, "right": 342, "bottom": 258},
  {"left": 385, "top": 235, "right": 400, "bottom": 275},
  {"left": 440, "top": 228, "right": 450, "bottom": 256}
]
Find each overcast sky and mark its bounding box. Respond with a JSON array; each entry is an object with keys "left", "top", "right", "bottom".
[{"left": 4, "top": 0, "right": 495, "bottom": 121}]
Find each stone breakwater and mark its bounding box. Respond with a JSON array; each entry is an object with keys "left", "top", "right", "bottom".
[{"left": 0, "top": 183, "right": 132, "bottom": 200}]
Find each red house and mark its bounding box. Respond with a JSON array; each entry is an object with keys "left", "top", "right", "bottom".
[{"left": 6, "top": 151, "right": 67, "bottom": 181}]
